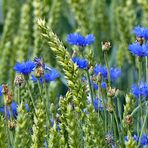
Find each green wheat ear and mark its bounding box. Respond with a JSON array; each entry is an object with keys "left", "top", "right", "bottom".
[
  {"left": 83, "top": 105, "right": 105, "bottom": 147},
  {"left": 16, "top": 1, "right": 32, "bottom": 61},
  {"left": 14, "top": 103, "right": 31, "bottom": 148},
  {"left": 38, "top": 19, "right": 87, "bottom": 111},
  {"left": 0, "top": 115, "right": 8, "bottom": 148},
  {"left": 31, "top": 100, "right": 46, "bottom": 148}
]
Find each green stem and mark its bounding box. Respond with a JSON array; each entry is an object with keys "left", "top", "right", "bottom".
[
  {"left": 117, "top": 97, "right": 122, "bottom": 124},
  {"left": 113, "top": 109, "right": 121, "bottom": 140},
  {"left": 26, "top": 80, "right": 36, "bottom": 111},
  {"left": 37, "top": 79, "right": 43, "bottom": 101},
  {"left": 138, "top": 58, "right": 143, "bottom": 136},
  {"left": 146, "top": 57, "right": 148, "bottom": 83},
  {"left": 4, "top": 106, "right": 11, "bottom": 147},
  {"left": 130, "top": 101, "right": 147, "bottom": 116},
  {"left": 138, "top": 103, "right": 148, "bottom": 147},
  {"left": 104, "top": 52, "right": 110, "bottom": 86},
  {"left": 86, "top": 70, "right": 93, "bottom": 104},
  {"left": 98, "top": 82, "right": 107, "bottom": 132},
  {"left": 17, "top": 87, "right": 20, "bottom": 104}
]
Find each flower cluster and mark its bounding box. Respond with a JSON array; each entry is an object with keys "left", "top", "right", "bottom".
[
  {"left": 133, "top": 26, "right": 148, "bottom": 40},
  {"left": 31, "top": 69, "right": 60, "bottom": 84},
  {"left": 14, "top": 58, "right": 60, "bottom": 83},
  {"left": 132, "top": 82, "right": 148, "bottom": 98},
  {"left": 14, "top": 61, "right": 35, "bottom": 75},
  {"left": 67, "top": 33, "right": 95, "bottom": 47},
  {"left": 128, "top": 26, "right": 148, "bottom": 57},
  {"left": 0, "top": 102, "right": 30, "bottom": 119},
  {"left": 72, "top": 57, "right": 88, "bottom": 69},
  {"left": 125, "top": 134, "right": 148, "bottom": 146},
  {"left": 128, "top": 42, "right": 148, "bottom": 57},
  {"left": 94, "top": 64, "right": 121, "bottom": 81},
  {"left": 93, "top": 98, "right": 104, "bottom": 111}
]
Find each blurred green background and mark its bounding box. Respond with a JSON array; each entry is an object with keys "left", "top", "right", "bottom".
[{"left": 0, "top": 0, "right": 147, "bottom": 92}]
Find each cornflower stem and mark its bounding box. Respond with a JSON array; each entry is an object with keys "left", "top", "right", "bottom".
[
  {"left": 25, "top": 79, "right": 36, "bottom": 111},
  {"left": 138, "top": 57, "right": 143, "bottom": 135},
  {"left": 117, "top": 97, "right": 122, "bottom": 124},
  {"left": 130, "top": 101, "right": 148, "bottom": 116},
  {"left": 146, "top": 57, "right": 148, "bottom": 83},
  {"left": 104, "top": 52, "right": 110, "bottom": 86},
  {"left": 113, "top": 109, "right": 121, "bottom": 141},
  {"left": 98, "top": 82, "right": 107, "bottom": 132},
  {"left": 37, "top": 79, "right": 43, "bottom": 100},
  {"left": 4, "top": 105, "right": 11, "bottom": 147},
  {"left": 17, "top": 87, "right": 20, "bottom": 104},
  {"left": 138, "top": 103, "right": 148, "bottom": 147},
  {"left": 44, "top": 83, "right": 50, "bottom": 126},
  {"left": 86, "top": 69, "right": 93, "bottom": 104}
]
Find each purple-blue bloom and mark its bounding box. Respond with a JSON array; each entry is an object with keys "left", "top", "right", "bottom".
[
  {"left": 0, "top": 102, "right": 30, "bottom": 119},
  {"left": 128, "top": 42, "right": 148, "bottom": 57},
  {"left": 93, "top": 83, "right": 98, "bottom": 90},
  {"left": 101, "top": 82, "right": 107, "bottom": 88},
  {"left": 125, "top": 134, "right": 139, "bottom": 143},
  {"left": 0, "top": 86, "right": 3, "bottom": 96},
  {"left": 94, "top": 64, "right": 121, "bottom": 81},
  {"left": 94, "top": 64, "right": 107, "bottom": 79},
  {"left": 93, "top": 98, "right": 104, "bottom": 112},
  {"left": 67, "top": 33, "right": 95, "bottom": 47},
  {"left": 44, "top": 69, "right": 60, "bottom": 82},
  {"left": 133, "top": 26, "right": 148, "bottom": 40},
  {"left": 34, "top": 57, "right": 51, "bottom": 71},
  {"left": 132, "top": 82, "right": 148, "bottom": 98},
  {"left": 72, "top": 57, "right": 88, "bottom": 69},
  {"left": 31, "top": 75, "right": 44, "bottom": 84},
  {"left": 110, "top": 68, "right": 122, "bottom": 81},
  {"left": 14, "top": 61, "right": 35, "bottom": 75},
  {"left": 140, "top": 134, "right": 148, "bottom": 146}
]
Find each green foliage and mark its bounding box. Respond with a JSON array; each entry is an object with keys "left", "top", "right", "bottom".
[
  {"left": 14, "top": 103, "right": 31, "bottom": 147},
  {"left": 0, "top": 115, "right": 8, "bottom": 148},
  {"left": 38, "top": 20, "right": 86, "bottom": 111},
  {"left": 31, "top": 100, "right": 46, "bottom": 148}
]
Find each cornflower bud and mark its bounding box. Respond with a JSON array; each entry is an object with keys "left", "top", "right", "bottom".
[
  {"left": 34, "top": 66, "right": 44, "bottom": 78},
  {"left": 14, "top": 74, "right": 25, "bottom": 86},
  {"left": 4, "top": 91, "right": 13, "bottom": 105},
  {"left": 2, "top": 84, "right": 9, "bottom": 95},
  {"left": 8, "top": 119, "right": 16, "bottom": 130},
  {"left": 102, "top": 41, "right": 111, "bottom": 52},
  {"left": 107, "top": 87, "right": 116, "bottom": 97},
  {"left": 125, "top": 115, "right": 133, "bottom": 125}
]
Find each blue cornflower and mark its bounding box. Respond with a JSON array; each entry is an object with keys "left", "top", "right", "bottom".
[
  {"left": 93, "top": 98, "right": 104, "bottom": 112},
  {"left": 94, "top": 64, "right": 107, "bottom": 79},
  {"left": 0, "top": 102, "right": 30, "bottom": 119},
  {"left": 128, "top": 42, "right": 148, "bottom": 57},
  {"left": 133, "top": 26, "right": 148, "bottom": 40},
  {"left": 125, "top": 135, "right": 139, "bottom": 143},
  {"left": 67, "top": 33, "right": 95, "bottom": 47},
  {"left": 93, "top": 83, "right": 98, "bottom": 90},
  {"left": 50, "top": 118, "right": 60, "bottom": 131},
  {"left": 132, "top": 82, "right": 148, "bottom": 98},
  {"left": 31, "top": 75, "right": 44, "bottom": 84},
  {"left": 34, "top": 57, "right": 51, "bottom": 71},
  {"left": 101, "top": 82, "right": 107, "bottom": 88},
  {"left": 132, "top": 85, "right": 140, "bottom": 98},
  {"left": 110, "top": 67, "right": 122, "bottom": 81},
  {"left": 14, "top": 61, "right": 35, "bottom": 75},
  {"left": 0, "top": 86, "right": 3, "bottom": 96},
  {"left": 140, "top": 134, "right": 148, "bottom": 146},
  {"left": 72, "top": 57, "right": 88, "bottom": 69},
  {"left": 44, "top": 69, "right": 60, "bottom": 82},
  {"left": 94, "top": 65, "right": 121, "bottom": 81}
]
